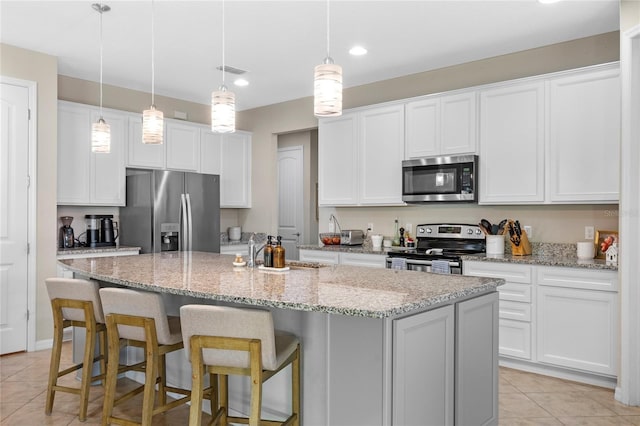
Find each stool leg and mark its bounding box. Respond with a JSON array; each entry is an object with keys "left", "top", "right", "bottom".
[
  {"left": 219, "top": 374, "right": 229, "bottom": 426},
  {"left": 141, "top": 339, "right": 159, "bottom": 426},
  {"left": 158, "top": 352, "right": 167, "bottom": 407},
  {"left": 188, "top": 350, "right": 204, "bottom": 426},
  {"left": 45, "top": 308, "right": 64, "bottom": 415},
  {"left": 292, "top": 345, "right": 301, "bottom": 426},
  {"left": 78, "top": 322, "right": 97, "bottom": 421},
  {"left": 209, "top": 373, "right": 218, "bottom": 417},
  {"left": 99, "top": 327, "right": 107, "bottom": 388},
  {"left": 248, "top": 340, "right": 262, "bottom": 426},
  {"left": 102, "top": 317, "right": 120, "bottom": 426}
]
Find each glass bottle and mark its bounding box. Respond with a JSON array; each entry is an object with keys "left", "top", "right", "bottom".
[
  {"left": 273, "top": 236, "right": 285, "bottom": 268},
  {"left": 392, "top": 218, "right": 400, "bottom": 246},
  {"left": 263, "top": 235, "right": 273, "bottom": 267}
]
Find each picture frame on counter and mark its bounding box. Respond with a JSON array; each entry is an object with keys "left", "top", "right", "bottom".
[{"left": 595, "top": 230, "right": 618, "bottom": 259}]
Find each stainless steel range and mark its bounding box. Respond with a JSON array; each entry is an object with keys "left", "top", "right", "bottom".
[{"left": 385, "top": 223, "right": 486, "bottom": 274}]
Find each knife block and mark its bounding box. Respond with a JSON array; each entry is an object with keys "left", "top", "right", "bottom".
[{"left": 511, "top": 230, "right": 532, "bottom": 256}]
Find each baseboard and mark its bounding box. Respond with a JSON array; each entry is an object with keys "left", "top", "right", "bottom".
[
  {"left": 499, "top": 357, "right": 617, "bottom": 389},
  {"left": 34, "top": 328, "right": 73, "bottom": 351}
]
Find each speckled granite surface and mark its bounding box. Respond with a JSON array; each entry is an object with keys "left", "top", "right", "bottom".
[
  {"left": 299, "top": 242, "right": 618, "bottom": 271},
  {"left": 58, "top": 251, "right": 502, "bottom": 318},
  {"left": 220, "top": 232, "right": 266, "bottom": 246},
  {"left": 57, "top": 246, "right": 141, "bottom": 256}
]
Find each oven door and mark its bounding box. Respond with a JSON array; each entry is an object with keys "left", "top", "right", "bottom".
[{"left": 385, "top": 257, "right": 461, "bottom": 274}]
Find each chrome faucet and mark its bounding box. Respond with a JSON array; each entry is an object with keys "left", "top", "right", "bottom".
[{"left": 247, "top": 233, "right": 265, "bottom": 267}]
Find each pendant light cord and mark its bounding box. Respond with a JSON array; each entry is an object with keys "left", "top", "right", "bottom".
[
  {"left": 151, "top": 0, "right": 156, "bottom": 105},
  {"left": 99, "top": 5, "right": 104, "bottom": 117},
  {"left": 326, "top": 0, "right": 330, "bottom": 59},
  {"left": 221, "top": 0, "right": 226, "bottom": 86}
]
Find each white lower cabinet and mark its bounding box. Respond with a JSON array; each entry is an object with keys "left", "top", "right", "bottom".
[
  {"left": 464, "top": 261, "right": 618, "bottom": 380},
  {"left": 298, "top": 249, "right": 386, "bottom": 268},
  {"left": 456, "top": 292, "right": 499, "bottom": 426},
  {"left": 393, "top": 305, "right": 455, "bottom": 426},
  {"left": 536, "top": 267, "right": 617, "bottom": 376},
  {"left": 392, "top": 292, "right": 498, "bottom": 426},
  {"left": 339, "top": 252, "right": 386, "bottom": 268},
  {"left": 298, "top": 249, "right": 340, "bottom": 265},
  {"left": 463, "top": 261, "right": 533, "bottom": 360}
]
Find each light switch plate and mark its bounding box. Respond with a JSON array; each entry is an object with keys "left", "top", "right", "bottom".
[{"left": 585, "top": 226, "right": 595, "bottom": 240}]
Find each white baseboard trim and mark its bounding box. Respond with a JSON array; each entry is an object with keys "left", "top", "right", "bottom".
[
  {"left": 34, "top": 328, "right": 73, "bottom": 352},
  {"left": 499, "top": 357, "right": 617, "bottom": 389}
]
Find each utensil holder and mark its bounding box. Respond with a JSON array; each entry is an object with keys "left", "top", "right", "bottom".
[{"left": 511, "top": 230, "right": 532, "bottom": 256}]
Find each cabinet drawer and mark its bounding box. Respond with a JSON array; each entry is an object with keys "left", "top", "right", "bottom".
[
  {"left": 537, "top": 266, "right": 617, "bottom": 292},
  {"left": 463, "top": 261, "right": 532, "bottom": 284},
  {"left": 339, "top": 252, "right": 386, "bottom": 268},
  {"left": 499, "top": 300, "right": 531, "bottom": 322},
  {"left": 299, "top": 250, "right": 340, "bottom": 265},
  {"left": 497, "top": 283, "right": 531, "bottom": 303},
  {"left": 499, "top": 319, "right": 531, "bottom": 360}
]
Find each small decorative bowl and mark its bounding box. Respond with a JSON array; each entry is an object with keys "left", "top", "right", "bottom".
[{"left": 319, "top": 233, "right": 341, "bottom": 245}]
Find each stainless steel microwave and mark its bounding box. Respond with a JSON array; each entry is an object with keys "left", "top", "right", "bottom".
[{"left": 402, "top": 155, "right": 478, "bottom": 203}]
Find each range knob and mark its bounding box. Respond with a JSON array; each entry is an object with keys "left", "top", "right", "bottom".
[
  {"left": 418, "top": 228, "right": 425, "bottom": 234},
  {"left": 425, "top": 228, "right": 432, "bottom": 234},
  {"left": 467, "top": 228, "right": 474, "bottom": 235},
  {"left": 475, "top": 229, "right": 482, "bottom": 235}
]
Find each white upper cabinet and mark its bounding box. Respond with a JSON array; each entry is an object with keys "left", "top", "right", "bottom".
[
  {"left": 479, "top": 63, "right": 620, "bottom": 205},
  {"left": 219, "top": 131, "right": 252, "bottom": 208},
  {"left": 359, "top": 104, "right": 405, "bottom": 205},
  {"left": 126, "top": 116, "right": 164, "bottom": 169},
  {"left": 318, "top": 112, "right": 359, "bottom": 205},
  {"left": 406, "top": 91, "right": 476, "bottom": 159},
  {"left": 57, "top": 101, "right": 126, "bottom": 206},
  {"left": 165, "top": 119, "right": 200, "bottom": 171},
  {"left": 200, "top": 129, "right": 222, "bottom": 175},
  {"left": 127, "top": 118, "right": 201, "bottom": 171},
  {"left": 318, "top": 104, "right": 404, "bottom": 206},
  {"left": 479, "top": 81, "right": 546, "bottom": 204},
  {"left": 546, "top": 66, "right": 620, "bottom": 203}
]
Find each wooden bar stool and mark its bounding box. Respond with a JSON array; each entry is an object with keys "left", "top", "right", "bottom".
[
  {"left": 180, "top": 304, "right": 301, "bottom": 426},
  {"left": 44, "top": 277, "right": 107, "bottom": 422},
  {"left": 99, "top": 288, "right": 190, "bottom": 426}
]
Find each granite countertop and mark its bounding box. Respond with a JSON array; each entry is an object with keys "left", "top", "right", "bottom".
[
  {"left": 220, "top": 232, "right": 266, "bottom": 246},
  {"left": 57, "top": 246, "right": 141, "bottom": 256},
  {"left": 58, "top": 251, "right": 503, "bottom": 319},
  {"left": 299, "top": 242, "right": 618, "bottom": 271}
]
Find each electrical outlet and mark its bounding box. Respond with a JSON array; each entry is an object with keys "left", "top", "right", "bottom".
[
  {"left": 524, "top": 225, "right": 532, "bottom": 238},
  {"left": 367, "top": 223, "right": 374, "bottom": 232},
  {"left": 585, "top": 226, "right": 595, "bottom": 240}
]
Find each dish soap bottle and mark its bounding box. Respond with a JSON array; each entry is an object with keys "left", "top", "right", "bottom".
[
  {"left": 263, "top": 235, "right": 273, "bottom": 267},
  {"left": 273, "top": 236, "right": 286, "bottom": 268},
  {"left": 392, "top": 218, "right": 400, "bottom": 246}
]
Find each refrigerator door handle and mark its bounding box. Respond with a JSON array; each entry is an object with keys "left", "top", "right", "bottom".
[
  {"left": 186, "top": 193, "right": 193, "bottom": 251},
  {"left": 180, "top": 193, "right": 188, "bottom": 251}
]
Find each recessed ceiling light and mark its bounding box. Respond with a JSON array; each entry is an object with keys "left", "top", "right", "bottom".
[
  {"left": 349, "top": 46, "right": 368, "bottom": 56},
  {"left": 234, "top": 78, "right": 249, "bottom": 87}
]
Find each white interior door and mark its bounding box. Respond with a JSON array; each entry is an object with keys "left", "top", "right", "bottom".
[
  {"left": 277, "top": 146, "right": 303, "bottom": 260},
  {"left": 0, "top": 82, "right": 30, "bottom": 354}
]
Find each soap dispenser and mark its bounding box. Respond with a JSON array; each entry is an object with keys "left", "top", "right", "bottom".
[
  {"left": 263, "top": 235, "right": 274, "bottom": 267},
  {"left": 273, "top": 236, "right": 285, "bottom": 268}
]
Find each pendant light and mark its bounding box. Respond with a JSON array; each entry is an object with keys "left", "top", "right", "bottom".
[
  {"left": 91, "top": 3, "right": 111, "bottom": 153},
  {"left": 314, "top": 0, "right": 342, "bottom": 117},
  {"left": 142, "top": 0, "right": 163, "bottom": 144},
  {"left": 211, "top": 0, "right": 236, "bottom": 133}
]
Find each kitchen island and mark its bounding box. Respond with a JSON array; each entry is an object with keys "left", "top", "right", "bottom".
[{"left": 59, "top": 252, "right": 504, "bottom": 426}]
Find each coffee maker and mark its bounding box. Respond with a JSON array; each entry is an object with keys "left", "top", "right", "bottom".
[
  {"left": 58, "top": 216, "right": 75, "bottom": 248},
  {"left": 85, "top": 214, "right": 117, "bottom": 247}
]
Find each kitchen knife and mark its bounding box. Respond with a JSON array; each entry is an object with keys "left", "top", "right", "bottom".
[
  {"left": 514, "top": 220, "right": 522, "bottom": 237},
  {"left": 508, "top": 221, "right": 520, "bottom": 246}
]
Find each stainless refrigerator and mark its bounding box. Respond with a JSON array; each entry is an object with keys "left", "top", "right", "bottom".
[{"left": 120, "top": 170, "right": 220, "bottom": 253}]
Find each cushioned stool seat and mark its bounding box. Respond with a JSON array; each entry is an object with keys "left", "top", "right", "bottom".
[
  {"left": 45, "top": 277, "right": 107, "bottom": 422},
  {"left": 180, "top": 304, "right": 301, "bottom": 426},
  {"left": 99, "top": 288, "right": 190, "bottom": 426}
]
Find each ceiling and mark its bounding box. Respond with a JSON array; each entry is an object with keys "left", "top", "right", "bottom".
[{"left": 1, "top": 1, "right": 619, "bottom": 112}]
